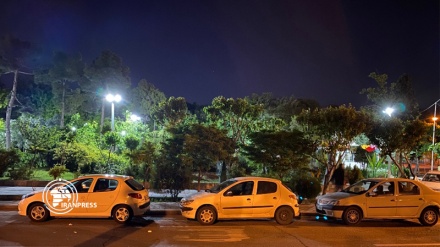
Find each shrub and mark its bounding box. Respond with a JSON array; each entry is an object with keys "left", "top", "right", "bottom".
[
  {"left": 0, "top": 149, "right": 20, "bottom": 177},
  {"left": 48, "top": 164, "right": 68, "bottom": 179},
  {"left": 9, "top": 165, "right": 32, "bottom": 180},
  {"left": 346, "top": 166, "right": 364, "bottom": 184},
  {"left": 289, "top": 175, "right": 322, "bottom": 200}
]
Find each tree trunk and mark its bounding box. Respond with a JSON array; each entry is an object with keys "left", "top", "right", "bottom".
[
  {"left": 388, "top": 154, "right": 406, "bottom": 178},
  {"left": 100, "top": 99, "right": 105, "bottom": 133},
  {"left": 5, "top": 70, "right": 18, "bottom": 150}
]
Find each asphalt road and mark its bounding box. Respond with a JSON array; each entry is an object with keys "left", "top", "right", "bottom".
[{"left": 1, "top": 211, "right": 440, "bottom": 247}]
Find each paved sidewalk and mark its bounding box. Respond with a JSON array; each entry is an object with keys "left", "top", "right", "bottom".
[{"left": 0, "top": 186, "right": 317, "bottom": 216}]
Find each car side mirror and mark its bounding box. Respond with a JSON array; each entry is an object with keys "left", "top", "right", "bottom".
[{"left": 225, "top": 191, "right": 233, "bottom": 197}]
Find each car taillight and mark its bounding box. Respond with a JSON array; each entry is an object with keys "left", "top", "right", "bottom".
[
  {"left": 289, "top": 194, "right": 297, "bottom": 200},
  {"left": 128, "top": 193, "right": 142, "bottom": 199}
]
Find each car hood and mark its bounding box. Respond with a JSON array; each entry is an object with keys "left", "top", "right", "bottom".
[
  {"left": 318, "top": 191, "right": 357, "bottom": 200},
  {"left": 183, "top": 191, "right": 217, "bottom": 201},
  {"left": 421, "top": 181, "right": 440, "bottom": 191},
  {"left": 21, "top": 190, "right": 44, "bottom": 200}
]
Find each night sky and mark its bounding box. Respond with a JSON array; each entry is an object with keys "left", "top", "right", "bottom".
[{"left": 0, "top": 0, "right": 439, "bottom": 109}]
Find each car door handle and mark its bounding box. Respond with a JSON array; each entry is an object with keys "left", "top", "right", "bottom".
[
  {"left": 247, "top": 198, "right": 251, "bottom": 201},
  {"left": 273, "top": 197, "right": 277, "bottom": 200}
]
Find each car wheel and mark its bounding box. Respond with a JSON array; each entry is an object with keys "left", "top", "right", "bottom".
[
  {"left": 342, "top": 206, "right": 362, "bottom": 225},
  {"left": 275, "top": 206, "right": 294, "bottom": 225},
  {"left": 419, "top": 208, "right": 438, "bottom": 226},
  {"left": 28, "top": 202, "right": 50, "bottom": 222},
  {"left": 113, "top": 205, "right": 133, "bottom": 224},
  {"left": 196, "top": 205, "right": 217, "bottom": 225}
]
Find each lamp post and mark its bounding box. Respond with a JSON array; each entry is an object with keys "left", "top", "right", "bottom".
[
  {"left": 383, "top": 107, "right": 394, "bottom": 177},
  {"left": 106, "top": 94, "right": 121, "bottom": 131},
  {"left": 431, "top": 99, "right": 439, "bottom": 171}
]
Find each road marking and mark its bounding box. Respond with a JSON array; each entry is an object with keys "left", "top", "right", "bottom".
[{"left": 173, "top": 227, "right": 249, "bottom": 242}]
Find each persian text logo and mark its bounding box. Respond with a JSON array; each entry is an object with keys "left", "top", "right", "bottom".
[{"left": 42, "top": 179, "right": 78, "bottom": 214}]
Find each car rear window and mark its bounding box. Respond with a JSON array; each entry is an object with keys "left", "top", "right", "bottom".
[
  {"left": 125, "top": 178, "right": 145, "bottom": 191},
  {"left": 257, "top": 181, "right": 277, "bottom": 194}
]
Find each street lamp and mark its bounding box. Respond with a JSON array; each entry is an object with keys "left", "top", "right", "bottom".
[
  {"left": 431, "top": 99, "right": 439, "bottom": 171},
  {"left": 106, "top": 94, "right": 122, "bottom": 131},
  {"left": 383, "top": 107, "right": 395, "bottom": 117}
]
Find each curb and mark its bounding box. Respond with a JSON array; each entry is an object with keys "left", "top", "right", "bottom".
[{"left": 0, "top": 202, "right": 318, "bottom": 217}]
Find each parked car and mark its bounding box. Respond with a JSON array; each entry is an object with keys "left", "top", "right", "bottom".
[
  {"left": 18, "top": 174, "right": 150, "bottom": 223},
  {"left": 315, "top": 178, "right": 440, "bottom": 226},
  {"left": 180, "top": 177, "right": 300, "bottom": 225},
  {"left": 421, "top": 170, "right": 440, "bottom": 191}
]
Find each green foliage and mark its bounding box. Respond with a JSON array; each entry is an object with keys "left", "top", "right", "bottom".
[
  {"left": 242, "top": 130, "right": 312, "bottom": 180},
  {"left": 154, "top": 124, "right": 192, "bottom": 200},
  {"left": 288, "top": 174, "right": 322, "bottom": 199},
  {"left": 0, "top": 149, "right": 19, "bottom": 176},
  {"left": 8, "top": 165, "right": 32, "bottom": 180},
  {"left": 182, "top": 124, "right": 236, "bottom": 190},
  {"left": 361, "top": 72, "right": 419, "bottom": 121},
  {"left": 296, "top": 105, "right": 371, "bottom": 194},
  {"left": 365, "top": 153, "right": 386, "bottom": 177},
  {"left": 153, "top": 96, "right": 188, "bottom": 127},
  {"left": 124, "top": 135, "right": 140, "bottom": 152},
  {"left": 48, "top": 164, "right": 68, "bottom": 179},
  {"left": 204, "top": 96, "right": 264, "bottom": 145}
]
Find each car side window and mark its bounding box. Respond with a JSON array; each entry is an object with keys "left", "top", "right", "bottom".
[
  {"left": 93, "top": 178, "right": 118, "bottom": 192},
  {"left": 398, "top": 181, "right": 420, "bottom": 195},
  {"left": 225, "top": 181, "right": 254, "bottom": 196},
  {"left": 257, "top": 181, "right": 277, "bottom": 194},
  {"left": 72, "top": 178, "right": 94, "bottom": 193}
]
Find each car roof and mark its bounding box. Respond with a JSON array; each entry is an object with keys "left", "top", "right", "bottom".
[
  {"left": 77, "top": 174, "right": 133, "bottom": 180},
  {"left": 363, "top": 177, "right": 420, "bottom": 182},
  {"left": 423, "top": 171, "right": 440, "bottom": 175},
  {"left": 232, "top": 176, "right": 281, "bottom": 182}
]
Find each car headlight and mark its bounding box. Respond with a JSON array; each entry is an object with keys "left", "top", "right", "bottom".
[
  {"left": 22, "top": 193, "right": 35, "bottom": 200},
  {"left": 180, "top": 199, "right": 194, "bottom": 206},
  {"left": 328, "top": 200, "right": 339, "bottom": 205}
]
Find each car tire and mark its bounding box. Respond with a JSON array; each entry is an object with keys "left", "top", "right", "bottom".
[
  {"left": 196, "top": 205, "right": 217, "bottom": 225},
  {"left": 113, "top": 205, "right": 133, "bottom": 224},
  {"left": 275, "top": 206, "right": 294, "bottom": 225},
  {"left": 28, "top": 202, "right": 50, "bottom": 222},
  {"left": 419, "top": 207, "right": 438, "bottom": 226},
  {"left": 342, "top": 206, "right": 362, "bottom": 225}
]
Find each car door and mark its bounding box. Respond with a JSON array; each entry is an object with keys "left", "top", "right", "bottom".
[
  {"left": 252, "top": 181, "right": 280, "bottom": 216},
  {"left": 220, "top": 181, "right": 254, "bottom": 217},
  {"left": 395, "top": 181, "right": 424, "bottom": 217},
  {"left": 47, "top": 178, "right": 93, "bottom": 216},
  {"left": 365, "top": 181, "right": 397, "bottom": 217},
  {"left": 86, "top": 178, "right": 120, "bottom": 214}
]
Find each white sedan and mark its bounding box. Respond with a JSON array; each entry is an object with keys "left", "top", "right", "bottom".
[
  {"left": 421, "top": 170, "right": 440, "bottom": 191},
  {"left": 18, "top": 174, "right": 150, "bottom": 223}
]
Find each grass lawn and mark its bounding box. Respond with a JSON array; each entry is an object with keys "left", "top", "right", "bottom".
[
  {"left": 1, "top": 169, "right": 76, "bottom": 181},
  {"left": 32, "top": 169, "right": 76, "bottom": 180}
]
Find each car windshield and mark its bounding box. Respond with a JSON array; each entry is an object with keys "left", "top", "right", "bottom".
[
  {"left": 422, "top": 173, "right": 440, "bottom": 182},
  {"left": 342, "top": 180, "right": 378, "bottom": 194},
  {"left": 208, "top": 179, "right": 238, "bottom": 193}
]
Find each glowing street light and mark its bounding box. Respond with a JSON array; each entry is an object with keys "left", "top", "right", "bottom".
[
  {"left": 106, "top": 94, "right": 122, "bottom": 131},
  {"left": 431, "top": 99, "right": 439, "bottom": 171},
  {"left": 383, "top": 107, "right": 395, "bottom": 117},
  {"left": 130, "top": 114, "right": 141, "bottom": 122}
]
